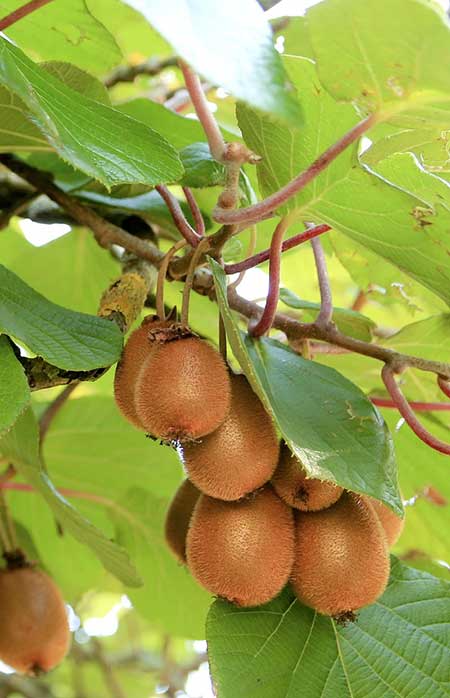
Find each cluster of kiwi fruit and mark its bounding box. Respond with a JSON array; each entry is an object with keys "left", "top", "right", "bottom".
[
  {"left": 115, "top": 316, "right": 404, "bottom": 618},
  {"left": 0, "top": 553, "right": 70, "bottom": 675}
]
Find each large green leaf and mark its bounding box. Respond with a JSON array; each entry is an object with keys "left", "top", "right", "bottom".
[
  {"left": 207, "top": 559, "right": 450, "bottom": 698},
  {"left": 210, "top": 260, "right": 401, "bottom": 514},
  {"left": 237, "top": 58, "right": 450, "bottom": 306},
  {"left": 0, "top": 334, "right": 29, "bottom": 436},
  {"left": 306, "top": 0, "right": 450, "bottom": 117},
  {"left": 0, "top": 407, "right": 142, "bottom": 587},
  {"left": 0, "top": 39, "right": 183, "bottom": 188},
  {"left": 362, "top": 127, "right": 450, "bottom": 174},
  {"left": 0, "top": 263, "right": 122, "bottom": 370},
  {"left": 0, "top": 0, "right": 121, "bottom": 74},
  {"left": 112, "top": 486, "right": 210, "bottom": 638},
  {"left": 123, "top": 0, "right": 301, "bottom": 123}
]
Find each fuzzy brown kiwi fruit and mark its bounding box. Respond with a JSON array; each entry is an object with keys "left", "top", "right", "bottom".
[
  {"left": 164, "top": 479, "right": 201, "bottom": 563},
  {"left": 181, "top": 374, "right": 279, "bottom": 500},
  {"left": 272, "top": 442, "right": 343, "bottom": 511},
  {"left": 114, "top": 316, "right": 157, "bottom": 429},
  {"left": 186, "top": 487, "right": 294, "bottom": 606},
  {"left": 291, "top": 491, "right": 390, "bottom": 617},
  {"left": 364, "top": 495, "right": 404, "bottom": 547},
  {"left": 134, "top": 326, "right": 231, "bottom": 442},
  {"left": 0, "top": 566, "right": 70, "bottom": 675}
]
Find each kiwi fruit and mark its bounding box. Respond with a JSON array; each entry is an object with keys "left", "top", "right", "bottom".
[
  {"left": 181, "top": 374, "right": 279, "bottom": 500},
  {"left": 186, "top": 487, "right": 295, "bottom": 606},
  {"left": 364, "top": 495, "right": 404, "bottom": 547},
  {"left": 164, "top": 479, "right": 201, "bottom": 563},
  {"left": 114, "top": 317, "right": 156, "bottom": 429},
  {"left": 291, "top": 491, "right": 390, "bottom": 617},
  {"left": 272, "top": 442, "right": 343, "bottom": 511},
  {"left": 0, "top": 566, "right": 70, "bottom": 675},
  {"left": 134, "top": 327, "right": 231, "bottom": 442}
]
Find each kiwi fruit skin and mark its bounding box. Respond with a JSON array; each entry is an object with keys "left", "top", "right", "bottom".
[
  {"left": 272, "top": 442, "right": 343, "bottom": 511},
  {"left": 165, "top": 479, "right": 201, "bottom": 563},
  {"left": 114, "top": 318, "right": 154, "bottom": 430},
  {"left": 182, "top": 374, "right": 279, "bottom": 500},
  {"left": 364, "top": 495, "right": 404, "bottom": 547},
  {"left": 0, "top": 567, "right": 70, "bottom": 675},
  {"left": 134, "top": 334, "right": 231, "bottom": 442},
  {"left": 291, "top": 491, "right": 390, "bottom": 616},
  {"left": 186, "top": 487, "right": 295, "bottom": 607}
]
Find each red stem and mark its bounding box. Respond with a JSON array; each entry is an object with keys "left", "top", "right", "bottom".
[
  {"left": 438, "top": 376, "right": 450, "bottom": 399},
  {"left": 371, "top": 397, "right": 450, "bottom": 412},
  {"left": 249, "top": 217, "right": 289, "bottom": 338},
  {"left": 381, "top": 365, "right": 450, "bottom": 455},
  {"left": 213, "top": 114, "right": 377, "bottom": 225},
  {"left": 179, "top": 61, "right": 226, "bottom": 161},
  {"left": 224, "top": 223, "right": 330, "bottom": 274},
  {"left": 0, "top": 481, "right": 93, "bottom": 499},
  {"left": 182, "top": 186, "right": 205, "bottom": 237},
  {"left": 155, "top": 185, "right": 201, "bottom": 247},
  {"left": 0, "top": 0, "right": 52, "bottom": 30}
]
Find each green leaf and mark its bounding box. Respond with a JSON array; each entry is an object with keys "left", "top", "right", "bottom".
[
  {"left": 123, "top": 0, "right": 301, "bottom": 123},
  {"left": 111, "top": 486, "right": 210, "bottom": 638},
  {"left": 362, "top": 127, "right": 450, "bottom": 174},
  {"left": 210, "top": 259, "right": 401, "bottom": 514},
  {"left": 0, "top": 0, "right": 122, "bottom": 74},
  {"left": 280, "top": 287, "right": 375, "bottom": 342},
  {"left": 207, "top": 559, "right": 450, "bottom": 698},
  {"left": 0, "top": 334, "right": 30, "bottom": 436},
  {"left": 384, "top": 314, "right": 450, "bottom": 362},
  {"left": 238, "top": 58, "right": 450, "bottom": 306},
  {"left": 180, "top": 143, "right": 226, "bottom": 188},
  {"left": 44, "top": 395, "right": 183, "bottom": 501},
  {"left": 0, "top": 407, "right": 142, "bottom": 587},
  {"left": 117, "top": 99, "right": 208, "bottom": 150},
  {"left": 306, "top": 0, "right": 450, "bottom": 114},
  {"left": 0, "top": 39, "right": 183, "bottom": 188},
  {"left": 0, "top": 263, "right": 122, "bottom": 370}
]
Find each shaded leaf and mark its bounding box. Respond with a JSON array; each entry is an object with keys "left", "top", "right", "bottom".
[
  {"left": 180, "top": 143, "right": 226, "bottom": 188},
  {"left": 0, "top": 263, "right": 122, "bottom": 370},
  {"left": 0, "top": 407, "right": 142, "bottom": 587},
  {"left": 0, "top": 334, "right": 29, "bottom": 436}
]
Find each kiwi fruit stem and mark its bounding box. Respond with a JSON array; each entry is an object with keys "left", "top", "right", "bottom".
[
  {"left": 181, "top": 238, "right": 211, "bottom": 327},
  {"left": 156, "top": 239, "right": 187, "bottom": 321}
]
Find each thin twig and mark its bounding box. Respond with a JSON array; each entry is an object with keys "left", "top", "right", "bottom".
[
  {"left": 224, "top": 223, "right": 330, "bottom": 274},
  {"left": 438, "top": 375, "right": 450, "bottom": 399},
  {"left": 182, "top": 186, "right": 205, "bottom": 237},
  {"left": 228, "top": 224, "right": 257, "bottom": 290},
  {"left": 310, "top": 234, "right": 333, "bottom": 327},
  {"left": 213, "top": 114, "right": 377, "bottom": 224},
  {"left": 179, "top": 60, "right": 226, "bottom": 161},
  {"left": 39, "top": 382, "right": 79, "bottom": 443},
  {"left": 181, "top": 238, "right": 211, "bottom": 326},
  {"left": 0, "top": 0, "right": 52, "bottom": 31},
  {"left": 0, "top": 490, "right": 18, "bottom": 550},
  {"left": 370, "top": 397, "right": 450, "bottom": 411},
  {"left": 104, "top": 56, "right": 178, "bottom": 88},
  {"left": 156, "top": 240, "right": 187, "bottom": 320},
  {"left": 249, "top": 217, "right": 289, "bottom": 337},
  {"left": 155, "top": 185, "right": 202, "bottom": 247},
  {"left": 91, "top": 639, "right": 126, "bottom": 698},
  {"left": 381, "top": 365, "right": 450, "bottom": 455}
]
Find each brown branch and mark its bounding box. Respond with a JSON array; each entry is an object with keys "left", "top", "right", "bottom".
[
  {"left": 381, "top": 365, "right": 450, "bottom": 455},
  {"left": 0, "top": 191, "right": 39, "bottom": 230},
  {"left": 213, "top": 114, "right": 377, "bottom": 224},
  {"left": 310, "top": 234, "right": 333, "bottom": 328},
  {"left": 104, "top": 56, "right": 178, "bottom": 89},
  {"left": 0, "top": 0, "right": 53, "bottom": 31}
]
